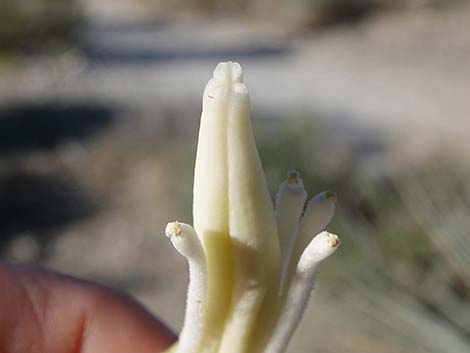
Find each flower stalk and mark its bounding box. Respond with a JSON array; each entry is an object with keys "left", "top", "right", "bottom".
[{"left": 165, "top": 62, "right": 340, "bottom": 353}]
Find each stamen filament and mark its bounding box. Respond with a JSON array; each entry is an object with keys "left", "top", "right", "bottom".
[
  {"left": 275, "top": 171, "right": 307, "bottom": 262},
  {"left": 265, "top": 231, "right": 340, "bottom": 353},
  {"left": 281, "top": 191, "right": 336, "bottom": 296},
  {"left": 166, "top": 222, "right": 207, "bottom": 353}
]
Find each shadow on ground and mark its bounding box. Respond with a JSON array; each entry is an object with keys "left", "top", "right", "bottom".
[
  {"left": 0, "top": 101, "right": 116, "bottom": 258},
  {"left": 0, "top": 171, "right": 96, "bottom": 259},
  {"left": 0, "top": 102, "right": 115, "bottom": 155}
]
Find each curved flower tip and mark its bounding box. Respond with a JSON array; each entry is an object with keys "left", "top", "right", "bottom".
[
  {"left": 297, "top": 231, "right": 340, "bottom": 275},
  {"left": 165, "top": 62, "right": 340, "bottom": 353},
  {"left": 165, "top": 221, "right": 202, "bottom": 258},
  {"left": 324, "top": 190, "right": 337, "bottom": 203},
  {"left": 165, "top": 221, "right": 182, "bottom": 237},
  {"left": 213, "top": 61, "right": 243, "bottom": 84},
  {"left": 328, "top": 232, "right": 340, "bottom": 247},
  {"left": 286, "top": 171, "right": 304, "bottom": 189}
]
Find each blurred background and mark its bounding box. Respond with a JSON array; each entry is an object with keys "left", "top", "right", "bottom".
[{"left": 1, "top": 0, "right": 470, "bottom": 352}]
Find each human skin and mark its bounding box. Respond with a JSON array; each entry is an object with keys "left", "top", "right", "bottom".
[{"left": 0, "top": 260, "right": 177, "bottom": 353}]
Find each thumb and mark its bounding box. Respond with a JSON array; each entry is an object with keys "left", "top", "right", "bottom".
[{"left": 0, "top": 260, "right": 177, "bottom": 353}]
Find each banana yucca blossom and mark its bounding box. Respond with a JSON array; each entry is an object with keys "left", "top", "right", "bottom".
[{"left": 164, "top": 62, "right": 340, "bottom": 353}]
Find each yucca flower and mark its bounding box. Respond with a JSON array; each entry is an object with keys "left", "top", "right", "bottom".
[{"left": 164, "top": 62, "right": 340, "bottom": 353}]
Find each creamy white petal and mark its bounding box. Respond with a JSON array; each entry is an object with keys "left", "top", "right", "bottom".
[
  {"left": 165, "top": 222, "right": 207, "bottom": 353},
  {"left": 219, "top": 61, "right": 281, "bottom": 353},
  {"left": 265, "top": 231, "right": 340, "bottom": 353},
  {"left": 193, "top": 64, "right": 231, "bottom": 235},
  {"left": 192, "top": 63, "right": 235, "bottom": 353}
]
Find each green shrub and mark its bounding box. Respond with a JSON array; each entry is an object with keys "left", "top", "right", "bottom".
[{"left": 0, "top": 0, "right": 83, "bottom": 56}]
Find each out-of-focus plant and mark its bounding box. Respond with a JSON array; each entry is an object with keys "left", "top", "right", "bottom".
[
  {"left": 254, "top": 118, "right": 470, "bottom": 352},
  {"left": 168, "top": 0, "right": 467, "bottom": 31},
  {"left": 0, "top": 0, "right": 83, "bottom": 56},
  {"left": 172, "top": 110, "right": 470, "bottom": 352}
]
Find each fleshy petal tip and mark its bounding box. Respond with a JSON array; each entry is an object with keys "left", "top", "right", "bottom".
[
  {"left": 287, "top": 170, "right": 300, "bottom": 184},
  {"left": 327, "top": 232, "right": 340, "bottom": 248},
  {"left": 213, "top": 61, "right": 243, "bottom": 84},
  {"left": 286, "top": 170, "right": 305, "bottom": 191},
  {"left": 324, "top": 191, "right": 337, "bottom": 203},
  {"left": 165, "top": 221, "right": 182, "bottom": 238}
]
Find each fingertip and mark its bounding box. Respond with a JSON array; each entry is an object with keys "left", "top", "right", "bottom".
[{"left": 0, "top": 261, "right": 177, "bottom": 353}]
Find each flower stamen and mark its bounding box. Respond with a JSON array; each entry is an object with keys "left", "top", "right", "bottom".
[{"left": 166, "top": 222, "right": 208, "bottom": 353}]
